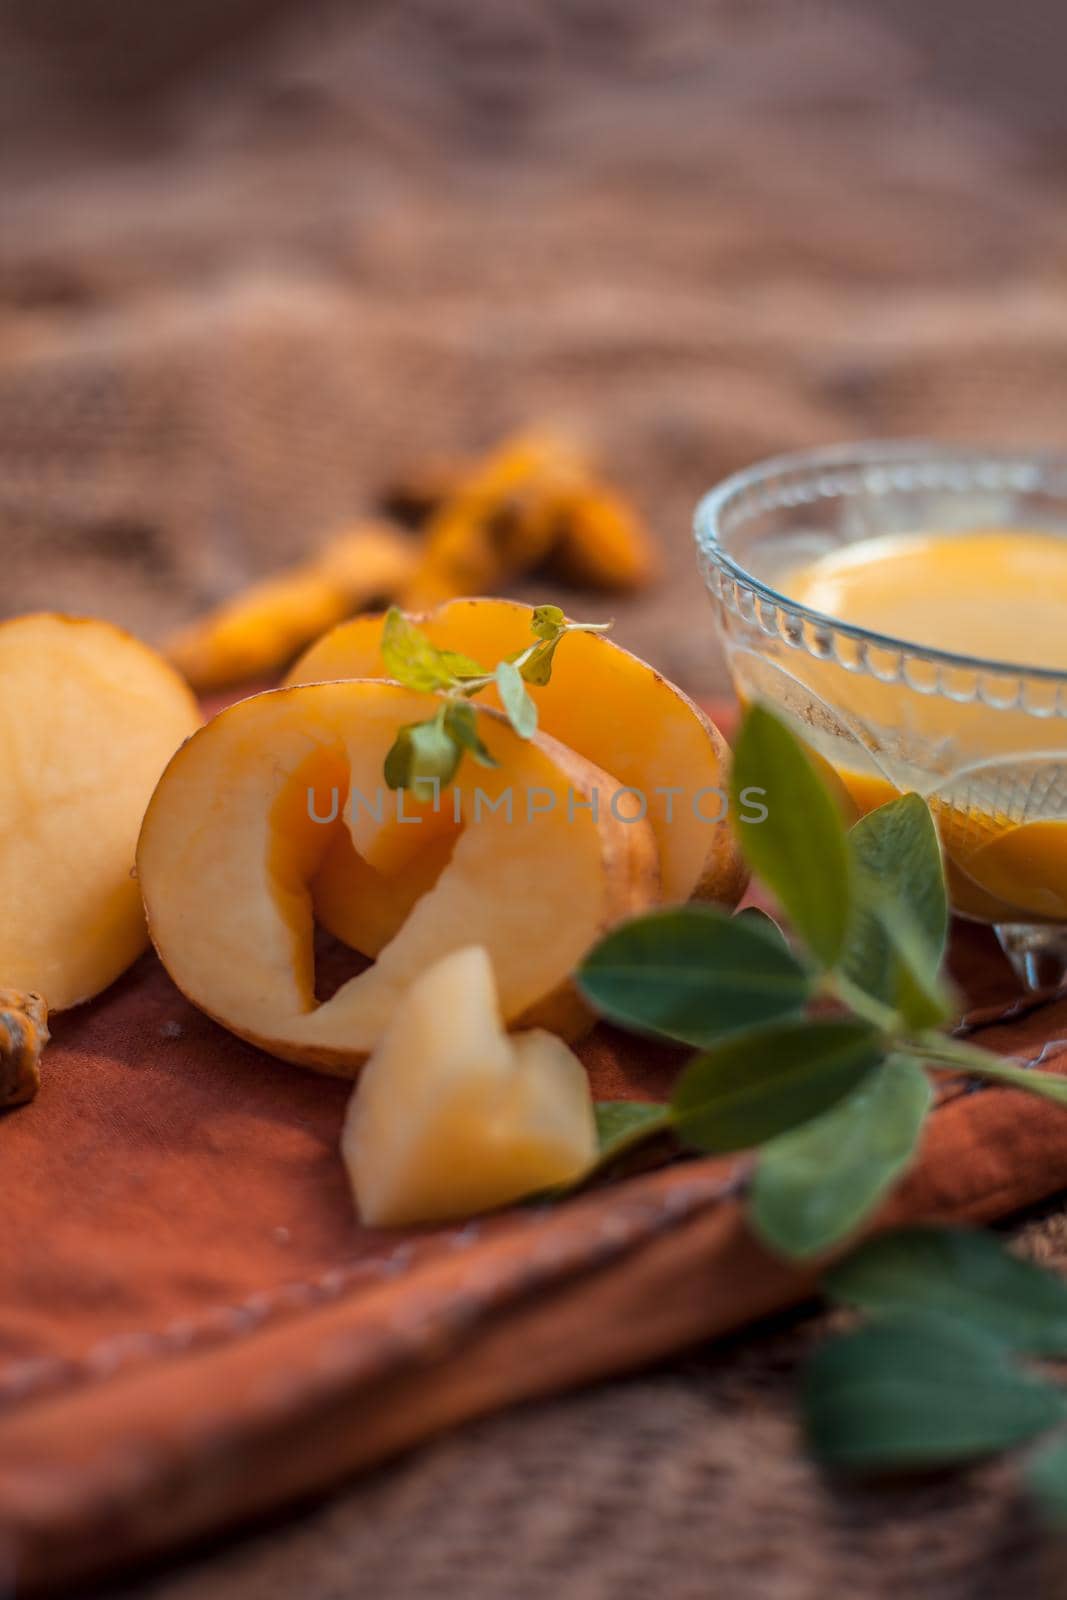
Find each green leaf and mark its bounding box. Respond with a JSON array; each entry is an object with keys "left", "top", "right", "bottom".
[
  {"left": 436, "top": 649, "right": 488, "bottom": 681},
  {"left": 577, "top": 904, "right": 814, "bottom": 1048},
  {"left": 594, "top": 1100, "right": 673, "bottom": 1163},
  {"left": 531, "top": 604, "right": 567, "bottom": 640},
  {"left": 495, "top": 659, "right": 538, "bottom": 738},
  {"left": 751, "top": 1056, "right": 931, "bottom": 1259},
  {"left": 519, "top": 637, "right": 560, "bottom": 687},
  {"left": 380, "top": 608, "right": 467, "bottom": 691},
  {"left": 826, "top": 1227, "right": 1067, "bottom": 1354},
  {"left": 804, "top": 1313, "right": 1065, "bottom": 1472},
  {"left": 672, "top": 1017, "right": 885, "bottom": 1154},
  {"left": 734, "top": 905, "right": 788, "bottom": 946},
  {"left": 443, "top": 702, "right": 498, "bottom": 768},
  {"left": 383, "top": 716, "right": 461, "bottom": 794},
  {"left": 730, "top": 705, "right": 852, "bottom": 968},
  {"left": 845, "top": 795, "right": 952, "bottom": 1027},
  {"left": 849, "top": 794, "right": 948, "bottom": 963},
  {"left": 878, "top": 906, "right": 955, "bottom": 1030},
  {"left": 1025, "top": 1432, "right": 1067, "bottom": 1529}
]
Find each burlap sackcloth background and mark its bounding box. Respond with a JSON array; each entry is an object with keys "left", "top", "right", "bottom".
[{"left": 5, "top": 1, "right": 1067, "bottom": 1594}]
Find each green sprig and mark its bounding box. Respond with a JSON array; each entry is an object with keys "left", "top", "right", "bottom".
[
  {"left": 380, "top": 605, "right": 612, "bottom": 790},
  {"left": 576, "top": 702, "right": 1067, "bottom": 1260},
  {"left": 802, "top": 1226, "right": 1067, "bottom": 1523},
  {"left": 571, "top": 700, "right": 1067, "bottom": 1522}
]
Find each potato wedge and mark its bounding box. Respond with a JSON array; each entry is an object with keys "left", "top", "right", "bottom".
[
  {"left": 137, "top": 681, "right": 660, "bottom": 1073},
  {"left": 343, "top": 945, "right": 597, "bottom": 1226}
]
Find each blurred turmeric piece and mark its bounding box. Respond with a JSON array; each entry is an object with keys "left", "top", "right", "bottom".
[
  {"left": 548, "top": 479, "right": 660, "bottom": 591},
  {"left": 167, "top": 430, "right": 656, "bottom": 692},
  {"left": 0, "top": 990, "right": 48, "bottom": 1110},
  {"left": 166, "top": 523, "right": 417, "bottom": 692},
  {"left": 398, "top": 430, "right": 658, "bottom": 606},
  {"left": 402, "top": 432, "right": 579, "bottom": 607}
]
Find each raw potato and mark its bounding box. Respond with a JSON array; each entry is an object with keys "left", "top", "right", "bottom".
[
  {"left": 288, "top": 596, "right": 746, "bottom": 906},
  {"left": 0, "top": 615, "right": 200, "bottom": 1009},
  {"left": 312, "top": 830, "right": 456, "bottom": 958},
  {"left": 343, "top": 945, "right": 598, "bottom": 1226},
  {"left": 137, "top": 680, "right": 660, "bottom": 1073}
]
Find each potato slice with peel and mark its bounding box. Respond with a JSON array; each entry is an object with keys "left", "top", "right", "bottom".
[
  {"left": 0, "top": 614, "right": 200, "bottom": 1010},
  {"left": 287, "top": 596, "right": 746, "bottom": 909},
  {"left": 137, "top": 680, "right": 660, "bottom": 1073},
  {"left": 343, "top": 945, "right": 597, "bottom": 1225}
]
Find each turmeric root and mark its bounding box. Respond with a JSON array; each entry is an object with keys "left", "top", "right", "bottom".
[
  {"left": 380, "top": 456, "right": 469, "bottom": 527},
  {"left": 166, "top": 522, "right": 417, "bottom": 692},
  {"left": 402, "top": 432, "right": 584, "bottom": 607},
  {"left": 167, "top": 435, "right": 656, "bottom": 691},
  {"left": 400, "top": 430, "right": 658, "bottom": 606},
  {"left": 0, "top": 990, "right": 48, "bottom": 1110},
  {"left": 549, "top": 480, "right": 659, "bottom": 590}
]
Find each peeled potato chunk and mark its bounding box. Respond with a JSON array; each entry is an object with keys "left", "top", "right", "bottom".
[
  {"left": 137, "top": 680, "right": 660, "bottom": 1073},
  {"left": 288, "top": 596, "right": 746, "bottom": 908},
  {"left": 0, "top": 614, "right": 200, "bottom": 1010},
  {"left": 343, "top": 945, "right": 598, "bottom": 1226}
]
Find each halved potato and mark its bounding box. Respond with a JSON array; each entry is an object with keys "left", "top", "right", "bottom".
[
  {"left": 0, "top": 614, "right": 200, "bottom": 1009},
  {"left": 137, "top": 680, "right": 660, "bottom": 1073},
  {"left": 288, "top": 597, "right": 746, "bottom": 911}
]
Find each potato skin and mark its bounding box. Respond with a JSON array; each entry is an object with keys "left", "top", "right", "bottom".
[
  {"left": 677, "top": 695, "right": 749, "bottom": 910},
  {"left": 513, "top": 727, "right": 662, "bottom": 1042}
]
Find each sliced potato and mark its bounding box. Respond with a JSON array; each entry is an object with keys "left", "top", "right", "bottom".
[
  {"left": 288, "top": 597, "right": 747, "bottom": 915},
  {"left": 0, "top": 614, "right": 200, "bottom": 1009},
  {"left": 137, "top": 680, "right": 660, "bottom": 1073},
  {"left": 343, "top": 945, "right": 597, "bottom": 1225}
]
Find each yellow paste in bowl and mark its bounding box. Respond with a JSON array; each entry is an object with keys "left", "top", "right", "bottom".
[{"left": 780, "top": 529, "right": 1067, "bottom": 922}]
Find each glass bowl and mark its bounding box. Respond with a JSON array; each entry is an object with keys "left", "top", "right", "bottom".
[{"left": 694, "top": 442, "right": 1067, "bottom": 987}]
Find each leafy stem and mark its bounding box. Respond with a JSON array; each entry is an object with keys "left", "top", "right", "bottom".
[
  {"left": 578, "top": 702, "right": 1067, "bottom": 1259},
  {"left": 802, "top": 1226, "right": 1067, "bottom": 1527},
  {"left": 909, "top": 1031, "right": 1067, "bottom": 1104},
  {"left": 574, "top": 702, "right": 1067, "bottom": 1526},
  {"left": 820, "top": 970, "right": 899, "bottom": 1033},
  {"left": 380, "top": 604, "right": 612, "bottom": 791}
]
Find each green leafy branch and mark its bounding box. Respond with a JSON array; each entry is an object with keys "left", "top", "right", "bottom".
[
  {"left": 379, "top": 605, "right": 611, "bottom": 794},
  {"left": 803, "top": 1225, "right": 1067, "bottom": 1525},
  {"left": 578, "top": 703, "right": 1067, "bottom": 1258}
]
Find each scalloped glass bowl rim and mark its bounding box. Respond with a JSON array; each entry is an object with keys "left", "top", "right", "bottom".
[{"left": 694, "top": 440, "right": 1067, "bottom": 693}]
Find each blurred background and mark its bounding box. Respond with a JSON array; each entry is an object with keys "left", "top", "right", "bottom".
[
  {"left": 5, "top": 0, "right": 1067, "bottom": 693},
  {"left": 5, "top": 8, "right": 1067, "bottom": 1597}
]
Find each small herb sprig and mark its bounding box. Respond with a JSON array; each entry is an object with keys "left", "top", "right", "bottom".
[
  {"left": 578, "top": 703, "right": 1067, "bottom": 1258},
  {"left": 380, "top": 605, "right": 612, "bottom": 793},
  {"left": 802, "top": 1225, "right": 1067, "bottom": 1525}
]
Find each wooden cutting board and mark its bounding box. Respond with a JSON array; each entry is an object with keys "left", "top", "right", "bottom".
[{"left": 2, "top": 704, "right": 1066, "bottom": 1593}]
